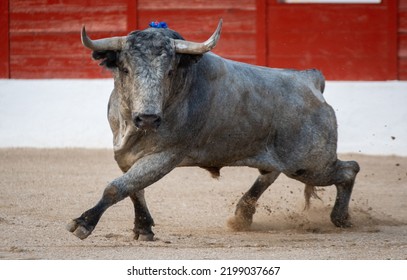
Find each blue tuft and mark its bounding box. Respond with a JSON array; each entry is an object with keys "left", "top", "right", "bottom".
[{"left": 149, "top": 21, "right": 168, "bottom": 29}]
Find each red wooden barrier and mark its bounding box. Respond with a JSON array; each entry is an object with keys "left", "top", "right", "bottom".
[{"left": 2, "top": 0, "right": 404, "bottom": 80}]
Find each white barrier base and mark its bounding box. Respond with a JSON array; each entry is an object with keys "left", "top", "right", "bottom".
[{"left": 1, "top": 79, "right": 406, "bottom": 156}]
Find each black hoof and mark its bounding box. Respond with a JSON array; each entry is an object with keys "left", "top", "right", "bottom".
[
  {"left": 331, "top": 214, "right": 353, "bottom": 228},
  {"left": 227, "top": 215, "right": 252, "bottom": 231},
  {"left": 133, "top": 228, "right": 155, "bottom": 241},
  {"left": 66, "top": 219, "right": 94, "bottom": 240}
]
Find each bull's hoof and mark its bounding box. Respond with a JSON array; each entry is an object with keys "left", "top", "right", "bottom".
[
  {"left": 332, "top": 219, "right": 353, "bottom": 228},
  {"left": 66, "top": 220, "right": 78, "bottom": 232},
  {"left": 227, "top": 215, "right": 252, "bottom": 231},
  {"left": 135, "top": 233, "right": 155, "bottom": 241},
  {"left": 73, "top": 225, "right": 93, "bottom": 240},
  {"left": 133, "top": 228, "right": 155, "bottom": 241},
  {"left": 331, "top": 214, "right": 353, "bottom": 228},
  {"left": 66, "top": 219, "right": 94, "bottom": 240}
]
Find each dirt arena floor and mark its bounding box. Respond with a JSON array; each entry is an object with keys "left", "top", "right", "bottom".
[{"left": 0, "top": 148, "right": 406, "bottom": 260}]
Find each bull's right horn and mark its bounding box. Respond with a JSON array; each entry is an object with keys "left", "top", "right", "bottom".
[
  {"left": 81, "top": 26, "right": 127, "bottom": 51},
  {"left": 173, "top": 19, "right": 223, "bottom": 55}
]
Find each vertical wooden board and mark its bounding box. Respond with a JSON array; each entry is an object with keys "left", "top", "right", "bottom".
[
  {"left": 387, "top": 0, "right": 398, "bottom": 80},
  {"left": 127, "top": 0, "right": 138, "bottom": 31},
  {"left": 400, "top": 34, "right": 407, "bottom": 58},
  {"left": 400, "top": 11, "right": 407, "bottom": 32},
  {"left": 399, "top": 58, "right": 407, "bottom": 80},
  {"left": 399, "top": 0, "right": 407, "bottom": 80},
  {"left": 400, "top": 0, "right": 407, "bottom": 9},
  {"left": 0, "top": 0, "right": 10, "bottom": 78},
  {"left": 256, "top": 0, "right": 267, "bottom": 66}
]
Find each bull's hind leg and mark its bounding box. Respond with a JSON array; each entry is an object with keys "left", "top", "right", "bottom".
[
  {"left": 130, "top": 190, "right": 155, "bottom": 241},
  {"left": 228, "top": 170, "right": 280, "bottom": 231},
  {"left": 330, "top": 160, "right": 360, "bottom": 228}
]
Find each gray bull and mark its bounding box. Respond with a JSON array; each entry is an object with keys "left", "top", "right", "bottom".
[{"left": 67, "top": 20, "right": 360, "bottom": 241}]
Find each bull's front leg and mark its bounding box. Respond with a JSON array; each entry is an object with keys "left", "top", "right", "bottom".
[
  {"left": 66, "top": 150, "right": 183, "bottom": 240},
  {"left": 130, "top": 190, "right": 155, "bottom": 241}
]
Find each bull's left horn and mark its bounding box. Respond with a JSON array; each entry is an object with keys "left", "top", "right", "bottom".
[
  {"left": 81, "top": 26, "right": 127, "bottom": 51},
  {"left": 173, "top": 19, "right": 222, "bottom": 55}
]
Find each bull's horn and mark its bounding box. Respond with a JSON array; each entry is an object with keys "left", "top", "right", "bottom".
[
  {"left": 81, "top": 26, "right": 126, "bottom": 51},
  {"left": 173, "top": 19, "right": 222, "bottom": 55}
]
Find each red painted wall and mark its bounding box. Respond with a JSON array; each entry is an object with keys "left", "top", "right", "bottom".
[{"left": 0, "top": 0, "right": 404, "bottom": 80}]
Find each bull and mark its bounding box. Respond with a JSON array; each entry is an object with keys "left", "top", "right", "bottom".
[{"left": 67, "top": 20, "right": 360, "bottom": 241}]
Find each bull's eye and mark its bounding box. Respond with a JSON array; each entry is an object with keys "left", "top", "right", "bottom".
[
  {"left": 121, "top": 67, "right": 129, "bottom": 75},
  {"left": 167, "top": 70, "right": 173, "bottom": 77}
]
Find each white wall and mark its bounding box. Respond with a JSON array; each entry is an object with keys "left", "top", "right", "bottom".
[{"left": 0, "top": 79, "right": 406, "bottom": 156}]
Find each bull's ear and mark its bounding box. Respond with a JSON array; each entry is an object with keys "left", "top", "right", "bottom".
[
  {"left": 92, "top": 50, "right": 119, "bottom": 69},
  {"left": 178, "top": 54, "right": 202, "bottom": 68}
]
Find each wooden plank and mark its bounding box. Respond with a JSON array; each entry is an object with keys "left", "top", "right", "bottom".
[
  {"left": 256, "top": 0, "right": 267, "bottom": 66},
  {"left": 10, "top": 7, "right": 127, "bottom": 33},
  {"left": 10, "top": 0, "right": 127, "bottom": 11},
  {"left": 127, "top": 0, "right": 138, "bottom": 31},
  {"left": 268, "top": 31, "right": 388, "bottom": 57},
  {"left": 9, "top": 32, "right": 116, "bottom": 78},
  {"left": 137, "top": 9, "right": 255, "bottom": 34},
  {"left": 10, "top": 56, "right": 112, "bottom": 78},
  {"left": 0, "top": 0, "right": 9, "bottom": 78},
  {"left": 138, "top": 0, "right": 255, "bottom": 10},
  {"left": 399, "top": 34, "right": 407, "bottom": 57},
  {"left": 267, "top": 6, "right": 388, "bottom": 33},
  {"left": 399, "top": 58, "right": 407, "bottom": 80},
  {"left": 388, "top": 0, "right": 398, "bottom": 80},
  {"left": 400, "top": 11, "right": 407, "bottom": 33},
  {"left": 400, "top": 0, "right": 407, "bottom": 9},
  {"left": 399, "top": 0, "right": 407, "bottom": 80},
  {"left": 267, "top": 55, "right": 394, "bottom": 81}
]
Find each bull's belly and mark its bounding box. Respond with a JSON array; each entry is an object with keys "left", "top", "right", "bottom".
[
  {"left": 178, "top": 138, "right": 339, "bottom": 186},
  {"left": 178, "top": 146, "right": 284, "bottom": 172}
]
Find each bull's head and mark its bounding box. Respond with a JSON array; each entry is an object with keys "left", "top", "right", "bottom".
[{"left": 81, "top": 20, "right": 222, "bottom": 131}]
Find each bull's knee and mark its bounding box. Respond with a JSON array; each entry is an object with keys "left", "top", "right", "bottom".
[
  {"left": 102, "top": 183, "right": 128, "bottom": 204},
  {"left": 336, "top": 160, "right": 360, "bottom": 185}
]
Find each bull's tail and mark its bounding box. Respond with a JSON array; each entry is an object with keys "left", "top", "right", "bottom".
[{"left": 304, "top": 184, "right": 322, "bottom": 210}]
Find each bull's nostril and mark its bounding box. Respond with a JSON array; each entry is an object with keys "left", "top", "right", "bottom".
[
  {"left": 154, "top": 116, "right": 161, "bottom": 126},
  {"left": 134, "top": 114, "right": 161, "bottom": 130}
]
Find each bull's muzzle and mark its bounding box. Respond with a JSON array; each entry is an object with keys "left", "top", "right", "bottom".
[{"left": 133, "top": 114, "right": 162, "bottom": 131}]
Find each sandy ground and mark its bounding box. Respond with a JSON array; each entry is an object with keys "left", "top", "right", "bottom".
[{"left": 0, "top": 148, "right": 406, "bottom": 260}]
